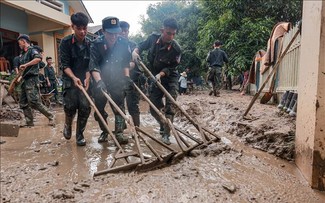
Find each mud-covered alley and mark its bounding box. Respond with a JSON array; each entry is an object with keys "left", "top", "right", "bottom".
[{"left": 1, "top": 91, "right": 324, "bottom": 202}]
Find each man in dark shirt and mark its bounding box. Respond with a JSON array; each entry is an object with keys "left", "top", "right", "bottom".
[
  {"left": 89, "top": 16, "right": 131, "bottom": 144},
  {"left": 206, "top": 40, "right": 229, "bottom": 96},
  {"left": 17, "top": 34, "right": 54, "bottom": 127},
  {"left": 132, "top": 18, "right": 182, "bottom": 145},
  {"left": 59, "top": 12, "right": 91, "bottom": 146},
  {"left": 44, "top": 56, "right": 61, "bottom": 103},
  {"left": 120, "top": 21, "right": 141, "bottom": 127}
]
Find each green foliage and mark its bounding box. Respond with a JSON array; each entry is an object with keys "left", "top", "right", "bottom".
[{"left": 138, "top": 0, "right": 302, "bottom": 77}]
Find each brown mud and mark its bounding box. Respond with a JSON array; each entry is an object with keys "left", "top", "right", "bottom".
[{"left": 1, "top": 90, "right": 324, "bottom": 202}]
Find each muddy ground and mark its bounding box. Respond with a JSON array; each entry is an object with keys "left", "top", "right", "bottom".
[{"left": 1, "top": 90, "right": 324, "bottom": 202}]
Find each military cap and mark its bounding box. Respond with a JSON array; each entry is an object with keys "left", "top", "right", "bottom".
[
  {"left": 17, "top": 34, "right": 30, "bottom": 43},
  {"left": 102, "top": 16, "right": 121, "bottom": 33}
]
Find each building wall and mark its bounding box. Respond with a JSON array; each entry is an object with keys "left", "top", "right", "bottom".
[
  {"left": 0, "top": 3, "right": 28, "bottom": 33},
  {"left": 296, "top": 0, "right": 325, "bottom": 190}
]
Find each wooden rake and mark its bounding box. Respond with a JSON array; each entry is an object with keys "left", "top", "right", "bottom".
[{"left": 137, "top": 59, "right": 220, "bottom": 145}]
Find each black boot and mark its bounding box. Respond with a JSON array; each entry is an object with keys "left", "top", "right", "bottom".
[
  {"left": 209, "top": 90, "right": 213, "bottom": 96},
  {"left": 131, "top": 114, "right": 140, "bottom": 127},
  {"left": 98, "top": 118, "right": 108, "bottom": 143},
  {"left": 63, "top": 114, "right": 74, "bottom": 140},
  {"left": 277, "top": 91, "right": 289, "bottom": 109},
  {"left": 76, "top": 117, "right": 87, "bottom": 146},
  {"left": 283, "top": 91, "right": 294, "bottom": 111}
]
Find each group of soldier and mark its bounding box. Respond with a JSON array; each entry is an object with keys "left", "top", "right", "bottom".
[{"left": 16, "top": 12, "right": 181, "bottom": 146}]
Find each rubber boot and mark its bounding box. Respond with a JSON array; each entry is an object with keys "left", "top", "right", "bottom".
[
  {"left": 162, "top": 115, "right": 173, "bottom": 145},
  {"left": 36, "top": 104, "right": 54, "bottom": 126},
  {"left": 63, "top": 114, "right": 74, "bottom": 140},
  {"left": 98, "top": 118, "right": 108, "bottom": 143},
  {"left": 209, "top": 90, "right": 213, "bottom": 96},
  {"left": 159, "top": 124, "right": 164, "bottom": 135},
  {"left": 131, "top": 114, "right": 140, "bottom": 127},
  {"left": 286, "top": 93, "right": 297, "bottom": 113},
  {"left": 289, "top": 101, "right": 297, "bottom": 117},
  {"left": 23, "top": 107, "right": 34, "bottom": 126},
  {"left": 283, "top": 91, "right": 294, "bottom": 111},
  {"left": 76, "top": 116, "right": 87, "bottom": 146},
  {"left": 115, "top": 115, "right": 128, "bottom": 144},
  {"left": 277, "top": 91, "right": 289, "bottom": 109}
]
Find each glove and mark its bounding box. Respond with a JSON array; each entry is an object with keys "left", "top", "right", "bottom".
[
  {"left": 96, "top": 80, "right": 107, "bottom": 96},
  {"left": 132, "top": 50, "right": 140, "bottom": 62},
  {"left": 155, "top": 73, "right": 161, "bottom": 83}
]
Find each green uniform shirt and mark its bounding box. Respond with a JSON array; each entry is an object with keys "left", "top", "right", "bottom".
[{"left": 19, "top": 46, "right": 42, "bottom": 78}]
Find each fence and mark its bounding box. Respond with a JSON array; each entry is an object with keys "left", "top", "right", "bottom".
[{"left": 250, "top": 24, "right": 301, "bottom": 98}]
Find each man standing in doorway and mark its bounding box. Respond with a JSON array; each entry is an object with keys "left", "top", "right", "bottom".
[
  {"left": 89, "top": 16, "right": 131, "bottom": 144},
  {"left": 132, "top": 18, "right": 182, "bottom": 145},
  {"left": 17, "top": 34, "right": 54, "bottom": 127},
  {"left": 44, "top": 56, "right": 61, "bottom": 104},
  {"left": 120, "top": 21, "right": 141, "bottom": 127},
  {"left": 59, "top": 12, "right": 91, "bottom": 146},
  {"left": 206, "top": 40, "right": 228, "bottom": 97}
]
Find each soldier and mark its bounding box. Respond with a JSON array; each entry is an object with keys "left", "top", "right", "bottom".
[
  {"left": 89, "top": 16, "right": 132, "bottom": 144},
  {"left": 132, "top": 18, "right": 182, "bottom": 145},
  {"left": 17, "top": 34, "right": 54, "bottom": 127},
  {"left": 44, "top": 56, "right": 61, "bottom": 103},
  {"left": 59, "top": 12, "right": 91, "bottom": 146},
  {"left": 119, "top": 21, "right": 141, "bottom": 127},
  {"left": 206, "top": 40, "right": 228, "bottom": 97}
]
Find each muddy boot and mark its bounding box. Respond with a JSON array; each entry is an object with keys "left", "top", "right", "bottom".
[
  {"left": 98, "top": 118, "right": 108, "bottom": 143},
  {"left": 283, "top": 91, "right": 294, "bottom": 111},
  {"left": 161, "top": 115, "right": 173, "bottom": 145},
  {"left": 214, "top": 90, "right": 220, "bottom": 97},
  {"left": 131, "top": 114, "right": 140, "bottom": 127},
  {"left": 36, "top": 104, "right": 55, "bottom": 126},
  {"left": 286, "top": 93, "right": 297, "bottom": 113},
  {"left": 23, "top": 107, "right": 34, "bottom": 127},
  {"left": 289, "top": 101, "right": 297, "bottom": 117},
  {"left": 98, "top": 132, "right": 108, "bottom": 143},
  {"left": 159, "top": 125, "right": 164, "bottom": 135},
  {"left": 209, "top": 90, "right": 213, "bottom": 96},
  {"left": 115, "top": 115, "right": 128, "bottom": 144},
  {"left": 277, "top": 91, "right": 289, "bottom": 109},
  {"left": 76, "top": 117, "right": 87, "bottom": 146},
  {"left": 63, "top": 115, "right": 74, "bottom": 140},
  {"left": 162, "top": 134, "right": 171, "bottom": 145}
]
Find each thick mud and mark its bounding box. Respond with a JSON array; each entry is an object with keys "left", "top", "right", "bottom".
[{"left": 1, "top": 90, "right": 324, "bottom": 202}]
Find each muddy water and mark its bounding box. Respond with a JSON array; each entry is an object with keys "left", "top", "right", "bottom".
[{"left": 1, "top": 91, "right": 325, "bottom": 202}]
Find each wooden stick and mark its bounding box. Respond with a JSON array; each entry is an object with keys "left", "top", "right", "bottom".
[
  {"left": 78, "top": 85, "right": 126, "bottom": 155},
  {"left": 243, "top": 28, "right": 300, "bottom": 117}
]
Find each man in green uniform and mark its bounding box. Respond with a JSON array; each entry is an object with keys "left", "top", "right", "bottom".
[
  {"left": 59, "top": 12, "right": 91, "bottom": 146},
  {"left": 132, "top": 18, "right": 182, "bottom": 145},
  {"left": 17, "top": 34, "right": 54, "bottom": 127},
  {"left": 44, "top": 56, "right": 61, "bottom": 103},
  {"left": 89, "top": 16, "right": 131, "bottom": 144}
]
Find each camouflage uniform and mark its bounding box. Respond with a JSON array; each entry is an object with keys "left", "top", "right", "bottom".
[
  {"left": 59, "top": 34, "right": 91, "bottom": 144},
  {"left": 125, "top": 40, "right": 141, "bottom": 126},
  {"left": 19, "top": 46, "right": 54, "bottom": 125},
  {"left": 89, "top": 35, "right": 131, "bottom": 140},
  {"left": 137, "top": 33, "right": 181, "bottom": 137},
  {"left": 206, "top": 48, "right": 228, "bottom": 95}
]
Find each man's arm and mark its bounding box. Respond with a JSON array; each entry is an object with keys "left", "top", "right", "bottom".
[{"left": 19, "top": 58, "right": 41, "bottom": 71}]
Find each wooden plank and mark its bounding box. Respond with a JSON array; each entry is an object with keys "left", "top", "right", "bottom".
[{"left": 0, "top": 122, "right": 20, "bottom": 137}]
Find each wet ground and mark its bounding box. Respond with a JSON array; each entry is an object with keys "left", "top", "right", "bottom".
[{"left": 1, "top": 90, "right": 325, "bottom": 202}]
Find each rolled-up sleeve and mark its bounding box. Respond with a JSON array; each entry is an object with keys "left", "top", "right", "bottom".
[{"left": 59, "top": 40, "right": 71, "bottom": 71}]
